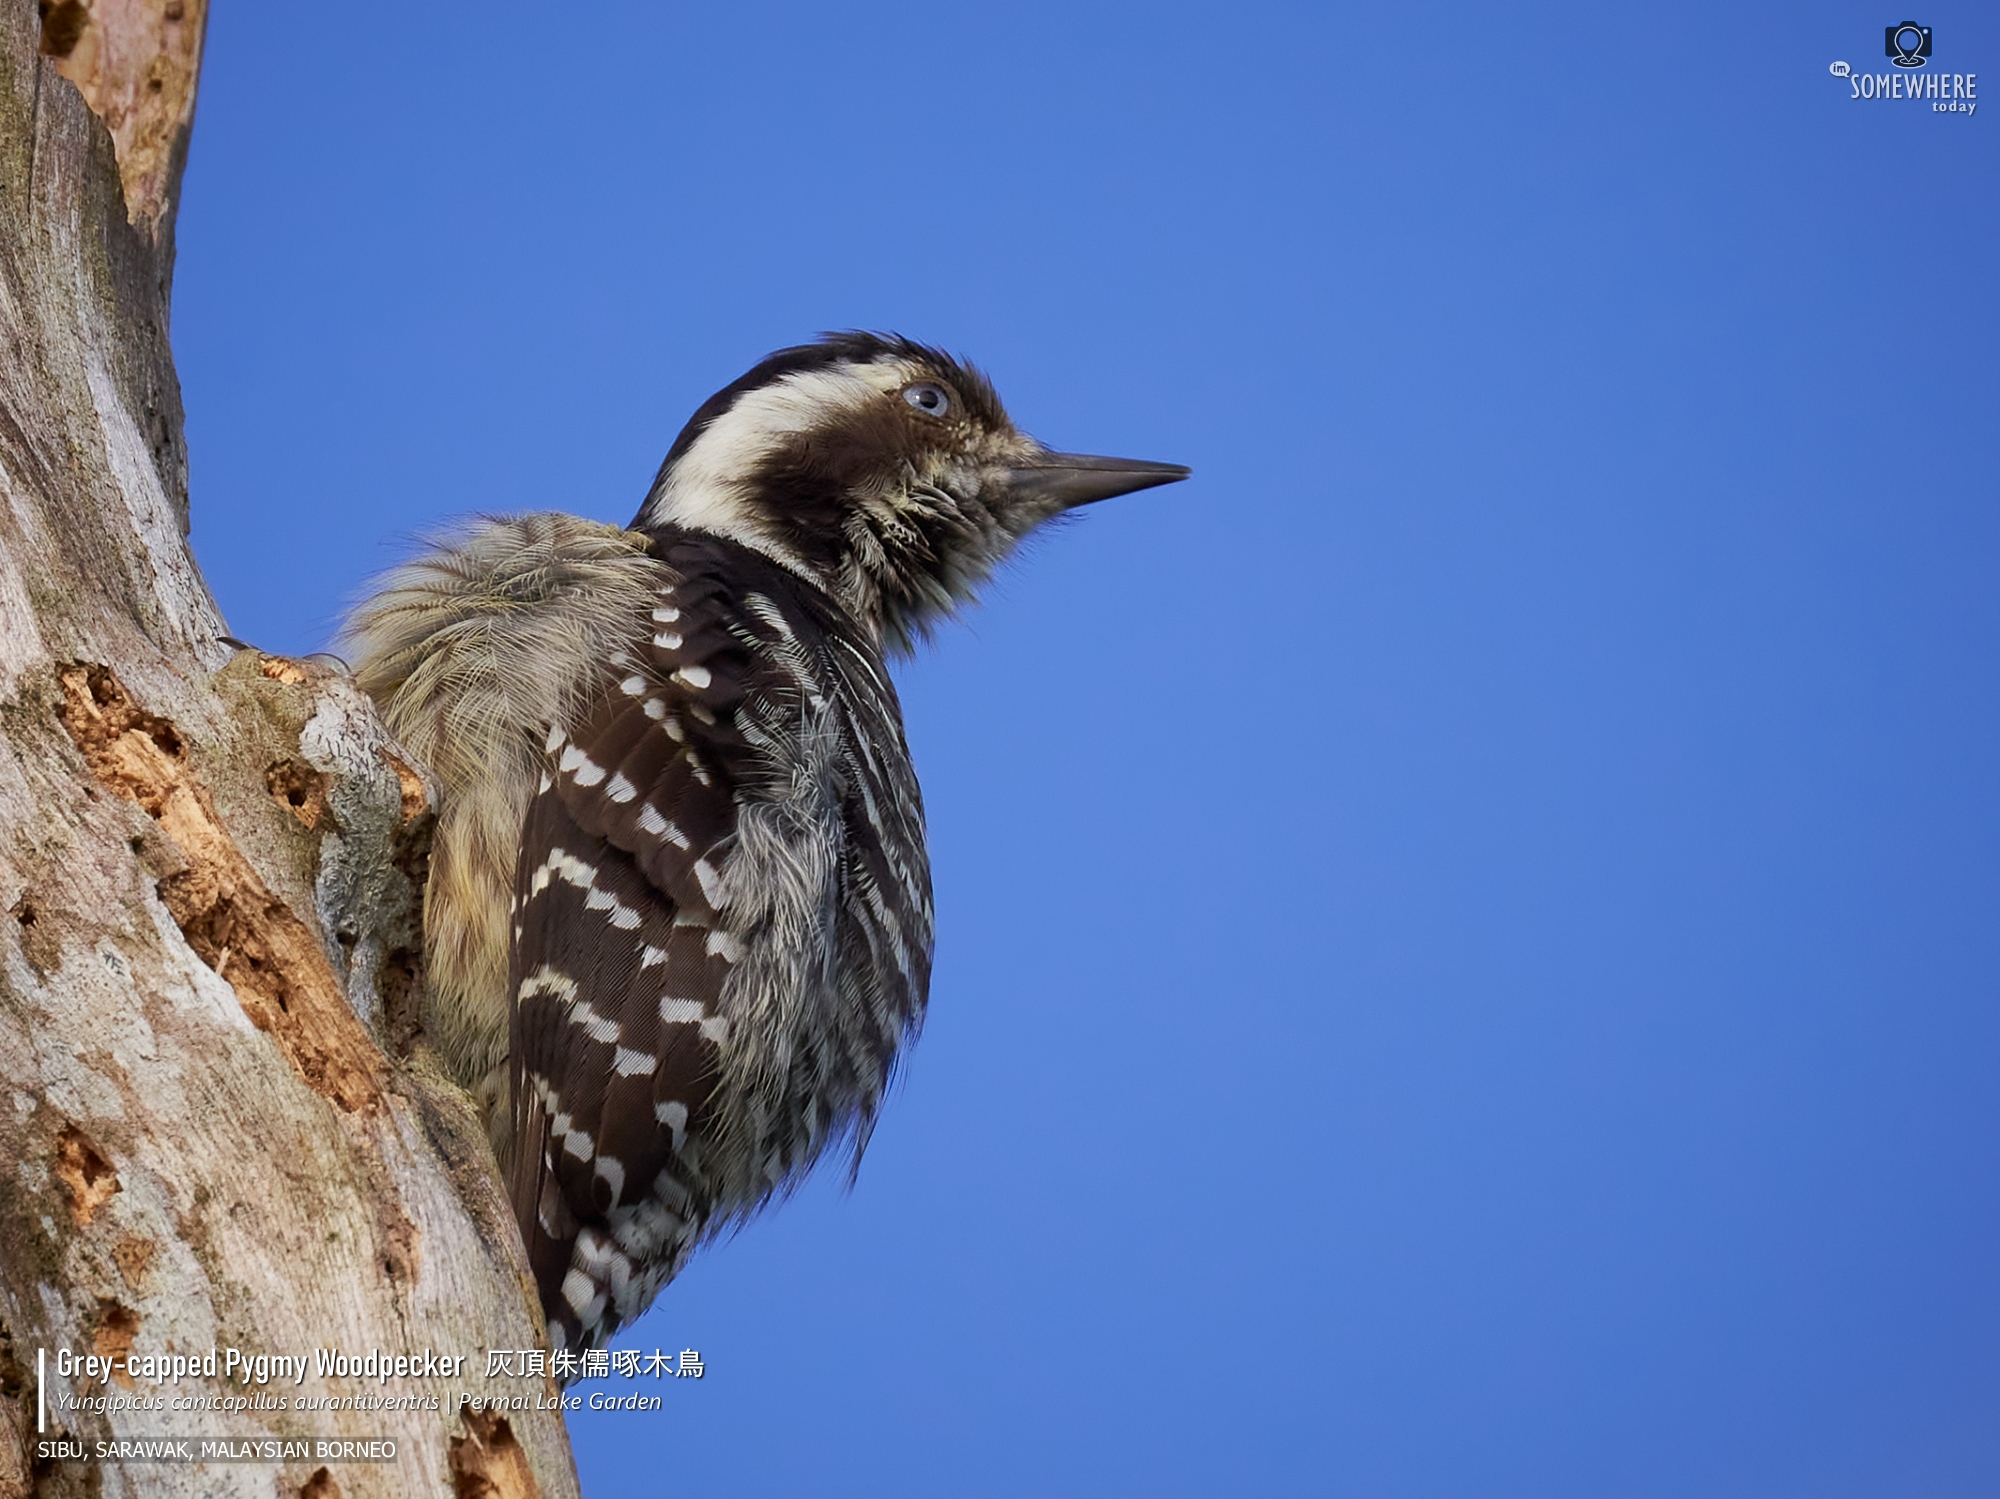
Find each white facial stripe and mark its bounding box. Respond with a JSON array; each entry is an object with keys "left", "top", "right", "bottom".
[{"left": 638, "top": 360, "right": 928, "bottom": 566}]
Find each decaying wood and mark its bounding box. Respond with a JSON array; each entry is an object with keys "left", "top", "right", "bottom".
[
  {"left": 0, "top": 1, "right": 581, "bottom": 1493},
  {"left": 55, "top": 660, "right": 390, "bottom": 1115},
  {"left": 448, "top": 1412, "right": 539, "bottom": 1499},
  {"left": 36, "top": 0, "right": 203, "bottom": 278}
]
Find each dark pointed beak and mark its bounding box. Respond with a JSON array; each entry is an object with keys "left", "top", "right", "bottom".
[{"left": 998, "top": 452, "right": 1191, "bottom": 511}]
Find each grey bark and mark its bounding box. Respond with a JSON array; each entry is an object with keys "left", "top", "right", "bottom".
[{"left": 0, "top": 2, "right": 579, "bottom": 1494}]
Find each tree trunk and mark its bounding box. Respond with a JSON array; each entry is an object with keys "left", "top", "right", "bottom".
[{"left": 0, "top": 3, "right": 579, "bottom": 1494}]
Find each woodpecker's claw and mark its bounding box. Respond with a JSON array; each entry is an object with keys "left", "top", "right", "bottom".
[{"left": 999, "top": 452, "right": 1191, "bottom": 510}]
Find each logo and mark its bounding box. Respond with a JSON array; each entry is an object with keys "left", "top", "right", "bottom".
[
  {"left": 1885, "top": 22, "right": 1931, "bottom": 67},
  {"left": 1828, "top": 24, "right": 1977, "bottom": 113}
]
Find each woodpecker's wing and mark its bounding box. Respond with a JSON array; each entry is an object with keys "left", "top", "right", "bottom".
[
  {"left": 506, "top": 550, "right": 760, "bottom": 1349},
  {"left": 507, "top": 531, "right": 936, "bottom": 1353}
]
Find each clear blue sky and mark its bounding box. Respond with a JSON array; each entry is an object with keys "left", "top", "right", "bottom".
[{"left": 172, "top": 4, "right": 1997, "bottom": 1494}]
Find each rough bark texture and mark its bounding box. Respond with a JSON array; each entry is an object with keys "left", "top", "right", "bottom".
[{"left": 0, "top": 2, "right": 580, "bottom": 1494}]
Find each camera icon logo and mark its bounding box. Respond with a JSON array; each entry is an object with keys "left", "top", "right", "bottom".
[{"left": 1884, "top": 22, "right": 1932, "bottom": 66}]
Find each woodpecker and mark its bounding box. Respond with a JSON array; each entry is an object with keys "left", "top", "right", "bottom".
[{"left": 345, "top": 333, "right": 1186, "bottom": 1354}]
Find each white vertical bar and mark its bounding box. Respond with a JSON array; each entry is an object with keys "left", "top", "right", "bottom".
[{"left": 37, "top": 1347, "right": 45, "bottom": 1433}]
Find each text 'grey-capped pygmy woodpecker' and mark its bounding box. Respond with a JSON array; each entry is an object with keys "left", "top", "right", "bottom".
[{"left": 345, "top": 332, "right": 1188, "bottom": 1356}]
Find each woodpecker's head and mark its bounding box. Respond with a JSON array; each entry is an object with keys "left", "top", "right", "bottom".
[{"left": 632, "top": 332, "right": 1188, "bottom": 651}]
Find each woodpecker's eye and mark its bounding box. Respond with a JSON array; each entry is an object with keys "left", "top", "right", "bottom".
[{"left": 902, "top": 383, "right": 951, "bottom": 418}]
